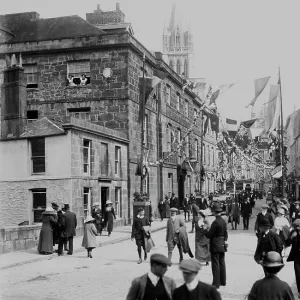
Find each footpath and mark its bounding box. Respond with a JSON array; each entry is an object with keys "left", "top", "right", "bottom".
[{"left": 0, "top": 219, "right": 167, "bottom": 270}]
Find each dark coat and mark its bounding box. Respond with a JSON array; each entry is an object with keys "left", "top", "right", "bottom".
[
  {"left": 255, "top": 212, "right": 274, "bottom": 232},
  {"left": 131, "top": 217, "right": 150, "bottom": 240},
  {"left": 286, "top": 230, "right": 300, "bottom": 262},
  {"left": 242, "top": 202, "right": 252, "bottom": 216},
  {"left": 126, "top": 273, "right": 176, "bottom": 300},
  {"left": 92, "top": 207, "right": 102, "bottom": 224},
  {"left": 248, "top": 274, "right": 294, "bottom": 300},
  {"left": 64, "top": 210, "right": 77, "bottom": 237},
  {"left": 254, "top": 230, "right": 283, "bottom": 263},
  {"left": 205, "top": 215, "right": 228, "bottom": 253},
  {"left": 104, "top": 207, "right": 116, "bottom": 232},
  {"left": 38, "top": 214, "right": 57, "bottom": 253},
  {"left": 170, "top": 197, "right": 179, "bottom": 209},
  {"left": 191, "top": 203, "right": 199, "bottom": 219},
  {"left": 198, "top": 198, "right": 208, "bottom": 210},
  {"left": 173, "top": 281, "right": 221, "bottom": 300}
]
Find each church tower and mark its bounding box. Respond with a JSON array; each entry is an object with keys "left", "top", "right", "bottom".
[{"left": 162, "top": 3, "right": 194, "bottom": 79}]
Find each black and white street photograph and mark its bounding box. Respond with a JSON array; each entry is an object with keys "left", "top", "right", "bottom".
[{"left": 0, "top": 0, "right": 299, "bottom": 299}]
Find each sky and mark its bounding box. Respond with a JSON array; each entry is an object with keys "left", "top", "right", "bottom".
[{"left": 2, "top": 0, "right": 300, "bottom": 121}]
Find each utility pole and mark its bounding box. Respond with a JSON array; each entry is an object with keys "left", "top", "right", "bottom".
[{"left": 199, "top": 109, "right": 204, "bottom": 195}]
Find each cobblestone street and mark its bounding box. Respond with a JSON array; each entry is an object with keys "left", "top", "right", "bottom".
[{"left": 0, "top": 200, "right": 297, "bottom": 300}]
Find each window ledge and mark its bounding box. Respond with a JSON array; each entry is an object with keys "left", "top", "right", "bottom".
[
  {"left": 31, "top": 173, "right": 45, "bottom": 176},
  {"left": 65, "top": 85, "right": 91, "bottom": 89},
  {"left": 27, "top": 88, "right": 39, "bottom": 91}
]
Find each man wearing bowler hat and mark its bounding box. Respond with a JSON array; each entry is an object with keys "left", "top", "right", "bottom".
[
  {"left": 248, "top": 251, "right": 294, "bottom": 299},
  {"left": 126, "top": 253, "right": 176, "bottom": 300},
  {"left": 254, "top": 218, "right": 283, "bottom": 274},
  {"left": 63, "top": 204, "right": 77, "bottom": 255},
  {"left": 205, "top": 203, "right": 228, "bottom": 289},
  {"left": 254, "top": 204, "right": 274, "bottom": 237},
  {"left": 173, "top": 259, "right": 221, "bottom": 300},
  {"left": 166, "top": 207, "right": 185, "bottom": 263}
]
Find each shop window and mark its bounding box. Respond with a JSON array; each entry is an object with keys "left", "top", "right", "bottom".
[
  {"left": 31, "top": 138, "right": 45, "bottom": 174},
  {"left": 32, "top": 189, "right": 46, "bottom": 222}
]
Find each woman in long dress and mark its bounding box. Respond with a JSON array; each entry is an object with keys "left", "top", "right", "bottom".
[
  {"left": 104, "top": 200, "right": 116, "bottom": 237},
  {"left": 82, "top": 215, "right": 97, "bottom": 258},
  {"left": 274, "top": 207, "right": 290, "bottom": 257},
  {"left": 37, "top": 207, "right": 57, "bottom": 254},
  {"left": 195, "top": 210, "right": 210, "bottom": 265}
]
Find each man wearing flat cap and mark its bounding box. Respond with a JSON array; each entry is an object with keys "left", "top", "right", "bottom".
[
  {"left": 173, "top": 259, "right": 221, "bottom": 300},
  {"left": 254, "top": 218, "right": 283, "bottom": 275},
  {"left": 166, "top": 207, "right": 185, "bottom": 263},
  {"left": 248, "top": 251, "right": 294, "bottom": 300},
  {"left": 126, "top": 253, "right": 176, "bottom": 300},
  {"left": 205, "top": 203, "right": 228, "bottom": 289}
]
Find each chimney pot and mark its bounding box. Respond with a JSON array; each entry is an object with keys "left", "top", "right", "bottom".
[
  {"left": 116, "top": 2, "right": 120, "bottom": 10},
  {"left": 97, "top": 4, "right": 100, "bottom": 10}
]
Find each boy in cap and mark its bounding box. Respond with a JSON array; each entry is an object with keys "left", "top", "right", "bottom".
[
  {"left": 248, "top": 251, "right": 294, "bottom": 300},
  {"left": 254, "top": 204, "right": 274, "bottom": 237},
  {"left": 126, "top": 253, "right": 175, "bottom": 300},
  {"left": 166, "top": 207, "right": 185, "bottom": 263},
  {"left": 205, "top": 203, "right": 228, "bottom": 289},
  {"left": 173, "top": 259, "right": 221, "bottom": 300},
  {"left": 254, "top": 218, "right": 283, "bottom": 274}
]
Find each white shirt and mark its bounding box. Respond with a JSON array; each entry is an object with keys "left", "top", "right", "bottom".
[
  {"left": 148, "top": 271, "right": 160, "bottom": 286},
  {"left": 171, "top": 215, "right": 176, "bottom": 221},
  {"left": 262, "top": 211, "right": 267, "bottom": 216},
  {"left": 186, "top": 277, "right": 199, "bottom": 291},
  {"left": 274, "top": 216, "right": 290, "bottom": 232}
]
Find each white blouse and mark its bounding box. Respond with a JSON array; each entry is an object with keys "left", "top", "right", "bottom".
[{"left": 274, "top": 216, "right": 290, "bottom": 233}]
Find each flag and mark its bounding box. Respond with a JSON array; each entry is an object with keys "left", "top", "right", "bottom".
[
  {"left": 208, "top": 83, "right": 235, "bottom": 105},
  {"left": 209, "top": 113, "right": 219, "bottom": 134},
  {"left": 138, "top": 76, "right": 162, "bottom": 123},
  {"left": 264, "top": 85, "right": 279, "bottom": 132},
  {"left": 269, "top": 84, "right": 281, "bottom": 133},
  {"left": 245, "top": 76, "right": 271, "bottom": 108},
  {"left": 209, "top": 89, "right": 220, "bottom": 105},
  {"left": 240, "top": 118, "right": 257, "bottom": 128},
  {"left": 153, "top": 68, "right": 168, "bottom": 80},
  {"left": 226, "top": 118, "right": 238, "bottom": 131}
]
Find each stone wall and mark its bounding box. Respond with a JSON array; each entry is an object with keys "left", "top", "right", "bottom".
[{"left": 0, "top": 225, "right": 41, "bottom": 253}]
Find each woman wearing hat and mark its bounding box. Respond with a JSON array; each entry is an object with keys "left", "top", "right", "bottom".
[
  {"left": 37, "top": 207, "right": 57, "bottom": 255},
  {"left": 274, "top": 208, "right": 290, "bottom": 257},
  {"left": 195, "top": 210, "right": 211, "bottom": 266},
  {"left": 104, "top": 200, "right": 116, "bottom": 237},
  {"left": 92, "top": 202, "right": 103, "bottom": 235},
  {"left": 82, "top": 215, "right": 97, "bottom": 258},
  {"left": 286, "top": 219, "right": 300, "bottom": 299}
]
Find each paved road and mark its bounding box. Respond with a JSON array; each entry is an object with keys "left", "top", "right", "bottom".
[{"left": 0, "top": 199, "right": 297, "bottom": 300}]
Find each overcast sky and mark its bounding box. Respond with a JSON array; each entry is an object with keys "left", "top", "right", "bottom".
[{"left": 3, "top": 0, "right": 299, "bottom": 121}]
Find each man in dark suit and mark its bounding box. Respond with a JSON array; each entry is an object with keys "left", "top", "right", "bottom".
[
  {"left": 290, "top": 200, "right": 300, "bottom": 223},
  {"left": 170, "top": 193, "right": 179, "bottom": 209},
  {"left": 205, "top": 203, "right": 228, "bottom": 289},
  {"left": 173, "top": 259, "right": 221, "bottom": 300},
  {"left": 254, "top": 204, "right": 274, "bottom": 237},
  {"left": 198, "top": 196, "right": 208, "bottom": 210},
  {"left": 190, "top": 200, "right": 199, "bottom": 233},
  {"left": 248, "top": 251, "right": 294, "bottom": 300},
  {"left": 126, "top": 253, "right": 176, "bottom": 300},
  {"left": 63, "top": 204, "right": 77, "bottom": 255},
  {"left": 254, "top": 218, "right": 283, "bottom": 274},
  {"left": 242, "top": 197, "right": 252, "bottom": 230},
  {"left": 183, "top": 194, "right": 191, "bottom": 222}
]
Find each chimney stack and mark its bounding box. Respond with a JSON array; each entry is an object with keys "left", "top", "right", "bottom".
[
  {"left": 116, "top": 3, "right": 120, "bottom": 11},
  {"left": 97, "top": 4, "right": 100, "bottom": 10}
]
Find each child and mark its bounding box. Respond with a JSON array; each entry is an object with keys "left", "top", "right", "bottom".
[{"left": 82, "top": 215, "right": 97, "bottom": 258}]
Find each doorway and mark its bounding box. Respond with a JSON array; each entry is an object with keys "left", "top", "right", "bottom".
[{"left": 101, "top": 187, "right": 109, "bottom": 213}]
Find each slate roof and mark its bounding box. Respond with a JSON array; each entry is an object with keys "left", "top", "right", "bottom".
[
  {"left": 0, "top": 14, "right": 104, "bottom": 43},
  {"left": 21, "top": 117, "right": 65, "bottom": 138}
]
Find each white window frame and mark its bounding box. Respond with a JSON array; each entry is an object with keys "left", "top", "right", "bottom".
[
  {"left": 83, "top": 187, "right": 91, "bottom": 218},
  {"left": 114, "top": 187, "right": 121, "bottom": 218},
  {"left": 83, "top": 139, "right": 91, "bottom": 175},
  {"left": 100, "top": 143, "right": 109, "bottom": 176},
  {"left": 194, "top": 109, "right": 198, "bottom": 120},
  {"left": 177, "top": 128, "right": 181, "bottom": 144},
  {"left": 168, "top": 173, "right": 173, "bottom": 198},
  {"left": 32, "top": 188, "right": 46, "bottom": 223},
  {"left": 187, "top": 175, "right": 191, "bottom": 195},
  {"left": 115, "top": 146, "right": 121, "bottom": 176},
  {"left": 68, "top": 108, "right": 91, "bottom": 121},
  {"left": 24, "top": 64, "right": 38, "bottom": 88}
]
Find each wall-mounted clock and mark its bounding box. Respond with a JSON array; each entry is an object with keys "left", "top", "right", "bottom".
[{"left": 103, "top": 68, "right": 113, "bottom": 78}]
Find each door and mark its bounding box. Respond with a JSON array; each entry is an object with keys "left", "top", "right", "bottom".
[{"left": 101, "top": 187, "right": 109, "bottom": 213}]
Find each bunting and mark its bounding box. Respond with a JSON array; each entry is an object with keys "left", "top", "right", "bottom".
[
  {"left": 264, "top": 85, "right": 279, "bottom": 132},
  {"left": 209, "top": 83, "right": 235, "bottom": 105},
  {"left": 245, "top": 76, "right": 271, "bottom": 108},
  {"left": 269, "top": 82, "right": 281, "bottom": 133},
  {"left": 240, "top": 118, "right": 257, "bottom": 128},
  {"left": 226, "top": 118, "right": 238, "bottom": 131}
]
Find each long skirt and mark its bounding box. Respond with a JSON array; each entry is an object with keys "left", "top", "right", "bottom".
[
  {"left": 195, "top": 242, "right": 210, "bottom": 262},
  {"left": 38, "top": 228, "right": 54, "bottom": 254}
]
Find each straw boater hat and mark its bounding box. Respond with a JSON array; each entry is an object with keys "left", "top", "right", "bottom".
[
  {"left": 93, "top": 202, "right": 100, "bottom": 207},
  {"left": 277, "top": 208, "right": 285, "bottom": 215},
  {"left": 106, "top": 200, "right": 112, "bottom": 205},
  {"left": 84, "top": 215, "right": 95, "bottom": 223},
  {"left": 42, "top": 206, "right": 57, "bottom": 215}
]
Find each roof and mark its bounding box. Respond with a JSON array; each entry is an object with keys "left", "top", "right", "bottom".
[
  {"left": 21, "top": 117, "right": 65, "bottom": 138},
  {"left": 0, "top": 14, "right": 104, "bottom": 43}
]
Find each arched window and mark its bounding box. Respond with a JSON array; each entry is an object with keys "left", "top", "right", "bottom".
[
  {"left": 169, "top": 60, "right": 174, "bottom": 70},
  {"left": 184, "top": 60, "right": 188, "bottom": 78},
  {"left": 176, "top": 60, "right": 181, "bottom": 74}
]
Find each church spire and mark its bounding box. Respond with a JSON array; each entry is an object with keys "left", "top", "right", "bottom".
[{"left": 169, "top": 3, "right": 176, "bottom": 31}]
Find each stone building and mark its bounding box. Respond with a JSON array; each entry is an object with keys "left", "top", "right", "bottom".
[{"left": 0, "top": 4, "right": 217, "bottom": 236}]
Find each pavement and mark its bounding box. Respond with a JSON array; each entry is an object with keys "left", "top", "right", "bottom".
[
  {"left": 0, "top": 199, "right": 298, "bottom": 300},
  {"left": 0, "top": 219, "right": 168, "bottom": 270}
]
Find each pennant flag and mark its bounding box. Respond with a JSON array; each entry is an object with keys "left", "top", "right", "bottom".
[
  {"left": 226, "top": 118, "right": 238, "bottom": 131},
  {"left": 264, "top": 85, "right": 279, "bottom": 132},
  {"left": 219, "top": 83, "right": 235, "bottom": 95},
  {"left": 208, "top": 83, "right": 235, "bottom": 105},
  {"left": 240, "top": 118, "right": 257, "bottom": 128},
  {"left": 209, "top": 89, "right": 220, "bottom": 105},
  {"left": 209, "top": 113, "right": 219, "bottom": 134},
  {"left": 245, "top": 76, "right": 271, "bottom": 108},
  {"left": 269, "top": 82, "right": 281, "bottom": 133},
  {"left": 138, "top": 76, "right": 162, "bottom": 123}
]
